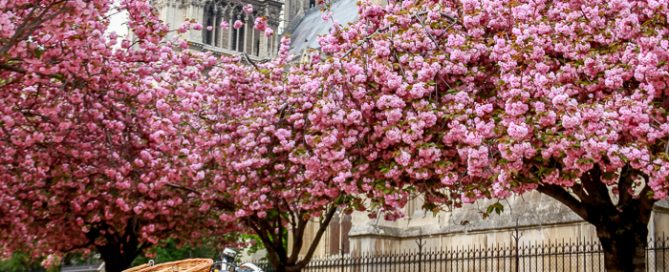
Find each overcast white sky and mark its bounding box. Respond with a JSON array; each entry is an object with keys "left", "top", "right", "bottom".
[{"left": 106, "top": 1, "right": 129, "bottom": 39}]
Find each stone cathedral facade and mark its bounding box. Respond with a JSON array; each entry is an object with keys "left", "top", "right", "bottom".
[{"left": 151, "top": 0, "right": 312, "bottom": 59}]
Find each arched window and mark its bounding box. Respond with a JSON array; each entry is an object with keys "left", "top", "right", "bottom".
[
  {"left": 255, "top": 39, "right": 260, "bottom": 56},
  {"left": 203, "top": 3, "right": 215, "bottom": 45},
  {"left": 203, "top": 1, "right": 224, "bottom": 47},
  {"left": 213, "top": 9, "right": 222, "bottom": 46},
  {"left": 231, "top": 8, "right": 245, "bottom": 52}
]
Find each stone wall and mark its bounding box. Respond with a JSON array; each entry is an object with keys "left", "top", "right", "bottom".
[{"left": 290, "top": 191, "right": 669, "bottom": 259}]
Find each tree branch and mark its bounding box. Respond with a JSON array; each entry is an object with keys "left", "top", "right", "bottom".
[
  {"left": 165, "top": 182, "right": 201, "bottom": 194},
  {"left": 287, "top": 214, "right": 308, "bottom": 264},
  {"left": 617, "top": 164, "right": 633, "bottom": 208},
  {"left": 537, "top": 183, "right": 589, "bottom": 221},
  {"left": 571, "top": 182, "right": 586, "bottom": 202},
  {"left": 0, "top": 63, "right": 27, "bottom": 74},
  {"left": 339, "top": 10, "right": 459, "bottom": 58},
  {"left": 296, "top": 205, "right": 338, "bottom": 269},
  {"left": 242, "top": 53, "right": 260, "bottom": 71},
  {"left": 0, "top": 1, "right": 70, "bottom": 56},
  {"left": 244, "top": 217, "right": 282, "bottom": 268},
  {"left": 413, "top": 14, "right": 440, "bottom": 49},
  {"left": 165, "top": 182, "right": 236, "bottom": 211},
  {"left": 580, "top": 164, "right": 614, "bottom": 209},
  {"left": 637, "top": 173, "right": 657, "bottom": 213}
]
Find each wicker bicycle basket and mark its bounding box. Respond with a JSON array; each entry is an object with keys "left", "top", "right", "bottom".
[
  {"left": 122, "top": 263, "right": 150, "bottom": 272},
  {"left": 122, "top": 258, "right": 213, "bottom": 272}
]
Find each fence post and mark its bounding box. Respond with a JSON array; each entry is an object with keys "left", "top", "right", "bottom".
[
  {"left": 340, "top": 247, "right": 345, "bottom": 272},
  {"left": 662, "top": 234, "right": 666, "bottom": 272},
  {"left": 511, "top": 219, "right": 522, "bottom": 272},
  {"left": 416, "top": 236, "right": 425, "bottom": 272}
]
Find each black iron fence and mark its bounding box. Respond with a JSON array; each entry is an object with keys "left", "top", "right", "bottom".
[{"left": 255, "top": 235, "right": 669, "bottom": 272}]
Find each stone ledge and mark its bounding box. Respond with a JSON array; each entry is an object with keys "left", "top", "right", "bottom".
[{"left": 350, "top": 197, "right": 669, "bottom": 239}]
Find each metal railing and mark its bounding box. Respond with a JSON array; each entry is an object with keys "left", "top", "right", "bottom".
[{"left": 255, "top": 235, "right": 669, "bottom": 272}]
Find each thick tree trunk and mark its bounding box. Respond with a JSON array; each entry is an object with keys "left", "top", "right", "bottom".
[
  {"left": 256, "top": 205, "right": 338, "bottom": 272},
  {"left": 98, "top": 250, "right": 138, "bottom": 272},
  {"left": 597, "top": 222, "right": 648, "bottom": 272},
  {"left": 286, "top": 267, "right": 302, "bottom": 272},
  {"left": 85, "top": 219, "right": 146, "bottom": 272},
  {"left": 536, "top": 165, "right": 656, "bottom": 272}
]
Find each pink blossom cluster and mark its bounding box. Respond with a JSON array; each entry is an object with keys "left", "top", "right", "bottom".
[
  {"left": 310, "top": 0, "right": 669, "bottom": 209},
  {"left": 243, "top": 4, "right": 254, "bottom": 15},
  {"left": 0, "top": 0, "right": 236, "bottom": 264}
]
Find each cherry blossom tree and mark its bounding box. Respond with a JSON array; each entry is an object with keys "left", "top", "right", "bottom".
[
  {"left": 308, "top": 0, "right": 669, "bottom": 271},
  {"left": 181, "top": 33, "right": 409, "bottom": 271},
  {"left": 0, "top": 1, "right": 230, "bottom": 271}
]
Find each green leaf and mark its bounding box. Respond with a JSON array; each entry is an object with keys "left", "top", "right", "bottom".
[
  {"left": 486, "top": 202, "right": 504, "bottom": 215},
  {"left": 34, "top": 48, "right": 45, "bottom": 58}
]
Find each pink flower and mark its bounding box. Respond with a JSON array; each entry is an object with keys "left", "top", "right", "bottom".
[
  {"left": 264, "top": 28, "right": 274, "bottom": 37},
  {"left": 219, "top": 214, "right": 234, "bottom": 221},
  {"left": 506, "top": 122, "right": 529, "bottom": 140},
  {"left": 254, "top": 17, "right": 267, "bottom": 31},
  {"left": 177, "top": 22, "right": 189, "bottom": 33},
  {"left": 243, "top": 4, "right": 254, "bottom": 14},
  {"left": 467, "top": 146, "right": 489, "bottom": 177},
  {"left": 195, "top": 171, "right": 205, "bottom": 181},
  {"left": 386, "top": 109, "right": 402, "bottom": 123},
  {"left": 321, "top": 11, "right": 332, "bottom": 21},
  {"left": 460, "top": 193, "right": 475, "bottom": 204},
  {"left": 2, "top": 115, "right": 15, "bottom": 128},
  {"left": 385, "top": 128, "right": 402, "bottom": 144},
  {"left": 504, "top": 101, "right": 528, "bottom": 116},
  {"left": 440, "top": 172, "right": 457, "bottom": 185},
  {"left": 235, "top": 210, "right": 248, "bottom": 217},
  {"left": 395, "top": 150, "right": 411, "bottom": 166},
  {"left": 561, "top": 113, "right": 581, "bottom": 129},
  {"left": 115, "top": 198, "right": 130, "bottom": 212},
  {"left": 233, "top": 20, "right": 244, "bottom": 29},
  {"left": 409, "top": 83, "right": 427, "bottom": 98},
  {"left": 137, "top": 183, "right": 149, "bottom": 193}
]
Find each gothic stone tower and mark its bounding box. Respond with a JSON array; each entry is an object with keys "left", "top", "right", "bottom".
[
  {"left": 152, "top": 0, "right": 283, "bottom": 59},
  {"left": 283, "top": 0, "right": 315, "bottom": 31}
]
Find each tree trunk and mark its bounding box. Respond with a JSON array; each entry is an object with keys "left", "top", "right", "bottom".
[
  {"left": 597, "top": 221, "right": 648, "bottom": 272},
  {"left": 536, "top": 165, "right": 656, "bottom": 272},
  {"left": 252, "top": 205, "right": 339, "bottom": 272},
  {"left": 85, "top": 218, "right": 146, "bottom": 272},
  {"left": 98, "top": 248, "right": 139, "bottom": 272}
]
